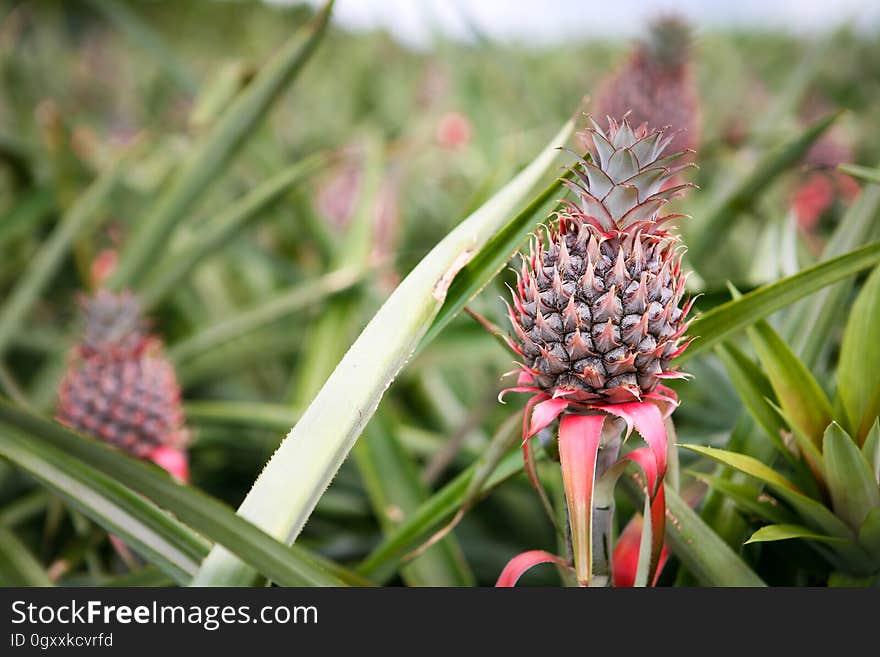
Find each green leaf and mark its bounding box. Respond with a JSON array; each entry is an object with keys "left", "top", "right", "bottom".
[
  {"left": 0, "top": 401, "right": 347, "bottom": 586},
  {"left": 681, "top": 444, "right": 857, "bottom": 542},
  {"left": 107, "top": 1, "right": 334, "bottom": 289},
  {"left": 682, "top": 444, "right": 802, "bottom": 493},
  {"left": 191, "top": 119, "right": 573, "bottom": 586},
  {"left": 837, "top": 266, "right": 880, "bottom": 440},
  {"left": 786, "top": 181, "right": 880, "bottom": 368},
  {"left": 354, "top": 419, "right": 474, "bottom": 586},
  {"left": 0, "top": 527, "right": 53, "bottom": 587},
  {"left": 839, "top": 163, "right": 880, "bottom": 185},
  {"left": 862, "top": 420, "right": 880, "bottom": 484},
  {"left": 139, "top": 155, "right": 330, "bottom": 307},
  {"left": 421, "top": 170, "right": 571, "bottom": 348},
  {"left": 168, "top": 266, "right": 363, "bottom": 364},
  {"left": 746, "top": 319, "right": 832, "bottom": 447},
  {"left": 689, "top": 111, "right": 841, "bottom": 262},
  {"left": 715, "top": 343, "right": 789, "bottom": 458},
  {"left": 0, "top": 155, "right": 126, "bottom": 357},
  {"left": 744, "top": 524, "right": 849, "bottom": 545},
  {"left": 690, "top": 471, "right": 796, "bottom": 525},
  {"left": 823, "top": 423, "right": 880, "bottom": 531},
  {"left": 680, "top": 241, "right": 880, "bottom": 364},
  {"left": 358, "top": 421, "right": 524, "bottom": 584},
  {"left": 857, "top": 508, "right": 880, "bottom": 562},
  {"left": 0, "top": 429, "right": 206, "bottom": 584},
  {"left": 619, "top": 476, "right": 766, "bottom": 586}
]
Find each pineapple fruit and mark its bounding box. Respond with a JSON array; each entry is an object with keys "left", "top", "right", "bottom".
[
  {"left": 508, "top": 117, "right": 693, "bottom": 403},
  {"left": 595, "top": 16, "right": 700, "bottom": 155},
  {"left": 56, "top": 290, "right": 188, "bottom": 470}
]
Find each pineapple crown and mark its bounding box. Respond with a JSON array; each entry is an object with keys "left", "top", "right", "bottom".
[
  {"left": 565, "top": 117, "right": 694, "bottom": 235},
  {"left": 640, "top": 15, "right": 693, "bottom": 71},
  {"left": 77, "top": 290, "right": 151, "bottom": 356}
]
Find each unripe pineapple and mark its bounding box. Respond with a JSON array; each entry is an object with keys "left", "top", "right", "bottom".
[
  {"left": 508, "top": 118, "right": 693, "bottom": 404},
  {"left": 595, "top": 16, "right": 700, "bottom": 155},
  {"left": 57, "top": 290, "right": 187, "bottom": 461}
]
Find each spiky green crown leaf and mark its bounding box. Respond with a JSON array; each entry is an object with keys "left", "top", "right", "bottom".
[
  {"left": 565, "top": 117, "right": 693, "bottom": 234},
  {"left": 643, "top": 15, "right": 693, "bottom": 70},
  {"left": 79, "top": 290, "right": 150, "bottom": 356}
]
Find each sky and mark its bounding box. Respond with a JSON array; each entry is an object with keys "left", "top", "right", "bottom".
[{"left": 289, "top": 0, "right": 880, "bottom": 49}]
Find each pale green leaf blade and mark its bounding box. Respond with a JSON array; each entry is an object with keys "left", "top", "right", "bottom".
[
  {"left": 839, "top": 163, "right": 880, "bottom": 185},
  {"left": 745, "top": 524, "right": 848, "bottom": 545},
  {"left": 192, "top": 120, "right": 573, "bottom": 586}
]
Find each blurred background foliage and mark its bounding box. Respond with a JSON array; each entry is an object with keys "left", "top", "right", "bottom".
[{"left": 0, "top": 0, "right": 878, "bottom": 586}]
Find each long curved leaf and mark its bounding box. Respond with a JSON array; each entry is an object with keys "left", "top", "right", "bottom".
[
  {"left": 745, "top": 524, "right": 848, "bottom": 545},
  {"left": 681, "top": 241, "right": 880, "bottom": 363},
  {"left": 0, "top": 401, "right": 345, "bottom": 586},
  {"left": 0, "top": 429, "right": 206, "bottom": 584},
  {"left": 192, "top": 119, "right": 573, "bottom": 586}
]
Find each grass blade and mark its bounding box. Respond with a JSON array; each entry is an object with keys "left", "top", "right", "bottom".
[
  {"left": 839, "top": 164, "right": 880, "bottom": 185},
  {"left": 745, "top": 524, "right": 848, "bottom": 545},
  {"left": 0, "top": 159, "right": 125, "bottom": 357},
  {"left": 107, "top": 1, "right": 334, "bottom": 289},
  {"left": 0, "top": 527, "right": 53, "bottom": 587},
  {"left": 139, "top": 155, "right": 330, "bottom": 307},
  {"left": 168, "top": 266, "right": 363, "bottom": 364}
]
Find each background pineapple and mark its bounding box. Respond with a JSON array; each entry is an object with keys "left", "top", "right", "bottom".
[
  {"left": 594, "top": 16, "right": 701, "bottom": 155},
  {"left": 56, "top": 291, "right": 188, "bottom": 472}
]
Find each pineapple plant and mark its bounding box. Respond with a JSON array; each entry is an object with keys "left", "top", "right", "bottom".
[
  {"left": 56, "top": 290, "right": 189, "bottom": 480},
  {"left": 594, "top": 16, "right": 700, "bottom": 156},
  {"left": 498, "top": 117, "right": 694, "bottom": 586}
]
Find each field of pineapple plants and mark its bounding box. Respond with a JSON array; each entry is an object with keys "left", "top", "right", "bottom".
[{"left": 0, "top": 0, "right": 879, "bottom": 591}]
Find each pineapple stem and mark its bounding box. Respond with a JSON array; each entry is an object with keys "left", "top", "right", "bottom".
[{"left": 590, "top": 428, "right": 622, "bottom": 587}]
